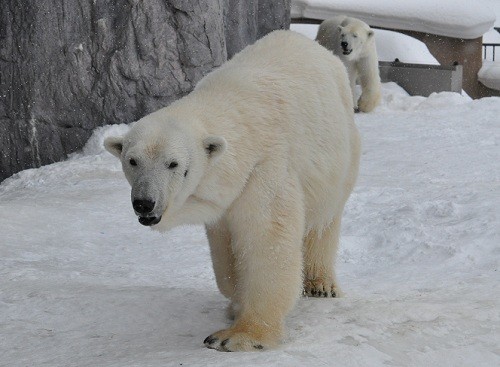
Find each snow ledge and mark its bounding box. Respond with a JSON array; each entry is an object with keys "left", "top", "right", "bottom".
[{"left": 291, "top": 0, "right": 496, "bottom": 39}]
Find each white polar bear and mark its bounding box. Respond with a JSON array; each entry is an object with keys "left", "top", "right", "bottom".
[
  {"left": 104, "top": 30, "right": 360, "bottom": 352},
  {"left": 316, "top": 15, "right": 382, "bottom": 112}
]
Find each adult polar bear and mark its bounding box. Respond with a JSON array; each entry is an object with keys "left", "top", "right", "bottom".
[
  {"left": 316, "top": 15, "right": 381, "bottom": 112},
  {"left": 104, "top": 30, "right": 360, "bottom": 352}
]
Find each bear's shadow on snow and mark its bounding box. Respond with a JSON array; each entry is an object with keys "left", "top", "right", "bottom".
[
  {"left": 105, "top": 287, "right": 230, "bottom": 349},
  {"left": 55, "top": 285, "right": 231, "bottom": 353},
  {"left": 84, "top": 286, "right": 346, "bottom": 351}
]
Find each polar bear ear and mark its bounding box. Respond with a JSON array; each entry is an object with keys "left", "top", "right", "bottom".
[
  {"left": 203, "top": 135, "right": 227, "bottom": 160},
  {"left": 104, "top": 136, "right": 124, "bottom": 158}
]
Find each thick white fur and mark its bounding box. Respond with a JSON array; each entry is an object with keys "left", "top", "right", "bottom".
[
  {"left": 104, "top": 30, "right": 361, "bottom": 352},
  {"left": 316, "top": 15, "right": 381, "bottom": 112}
]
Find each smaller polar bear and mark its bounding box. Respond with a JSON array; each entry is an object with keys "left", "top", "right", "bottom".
[{"left": 316, "top": 15, "right": 381, "bottom": 112}]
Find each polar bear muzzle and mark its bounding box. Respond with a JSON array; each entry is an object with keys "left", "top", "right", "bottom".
[
  {"left": 133, "top": 199, "right": 162, "bottom": 226},
  {"left": 138, "top": 215, "right": 162, "bottom": 226},
  {"left": 341, "top": 42, "right": 352, "bottom": 55}
]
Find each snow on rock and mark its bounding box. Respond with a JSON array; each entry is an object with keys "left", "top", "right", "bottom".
[
  {"left": 291, "top": 0, "right": 496, "bottom": 39},
  {"left": 1, "top": 84, "right": 499, "bottom": 366},
  {"left": 479, "top": 61, "right": 500, "bottom": 90},
  {"left": 78, "top": 123, "right": 131, "bottom": 157}
]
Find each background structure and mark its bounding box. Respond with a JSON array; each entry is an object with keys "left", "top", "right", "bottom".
[{"left": 0, "top": 0, "right": 291, "bottom": 181}]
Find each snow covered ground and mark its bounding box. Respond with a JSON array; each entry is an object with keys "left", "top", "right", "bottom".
[{"left": 1, "top": 83, "right": 498, "bottom": 366}]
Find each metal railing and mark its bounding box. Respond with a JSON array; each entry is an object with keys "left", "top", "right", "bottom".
[
  {"left": 483, "top": 27, "right": 500, "bottom": 61},
  {"left": 483, "top": 43, "right": 499, "bottom": 61}
]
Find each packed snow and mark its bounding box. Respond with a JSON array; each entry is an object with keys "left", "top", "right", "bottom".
[
  {"left": 1, "top": 82, "right": 498, "bottom": 366},
  {"left": 291, "top": 0, "right": 496, "bottom": 39}
]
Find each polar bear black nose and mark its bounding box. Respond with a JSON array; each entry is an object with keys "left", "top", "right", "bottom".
[
  {"left": 341, "top": 41, "right": 348, "bottom": 49},
  {"left": 133, "top": 199, "right": 155, "bottom": 214}
]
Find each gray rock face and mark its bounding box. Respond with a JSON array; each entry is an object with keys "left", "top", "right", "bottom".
[
  {"left": 0, "top": 0, "right": 226, "bottom": 180},
  {"left": 224, "top": 0, "right": 291, "bottom": 58},
  {"left": 0, "top": 0, "right": 290, "bottom": 181}
]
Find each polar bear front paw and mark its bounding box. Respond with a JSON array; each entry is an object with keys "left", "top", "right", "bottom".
[
  {"left": 203, "top": 321, "right": 280, "bottom": 352},
  {"left": 204, "top": 330, "right": 265, "bottom": 352},
  {"left": 303, "top": 278, "right": 338, "bottom": 298},
  {"left": 357, "top": 92, "right": 380, "bottom": 113}
]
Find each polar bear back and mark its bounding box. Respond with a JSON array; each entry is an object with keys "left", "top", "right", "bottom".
[{"left": 169, "top": 30, "right": 360, "bottom": 228}]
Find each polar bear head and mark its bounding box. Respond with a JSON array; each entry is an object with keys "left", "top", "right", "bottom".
[
  {"left": 104, "top": 114, "right": 226, "bottom": 227},
  {"left": 337, "top": 17, "right": 374, "bottom": 60}
]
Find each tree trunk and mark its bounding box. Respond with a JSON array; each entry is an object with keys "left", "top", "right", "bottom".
[{"left": 0, "top": 0, "right": 290, "bottom": 182}]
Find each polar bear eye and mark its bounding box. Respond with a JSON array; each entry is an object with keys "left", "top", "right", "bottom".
[
  {"left": 129, "top": 158, "right": 137, "bottom": 166},
  {"left": 353, "top": 34, "right": 358, "bottom": 38},
  {"left": 167, "top": 161, "right": 178, "bottom": 169}
]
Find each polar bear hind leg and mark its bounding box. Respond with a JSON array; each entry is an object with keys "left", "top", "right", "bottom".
[{"left": 303, "top": 218, "right": 342, "bottom": 298}]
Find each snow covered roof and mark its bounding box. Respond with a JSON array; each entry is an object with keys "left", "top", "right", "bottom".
[
  {"left": 291, "top": 0, "right": 496, "bottom": 39},
  {"left": 483, "top": 28, "right": 500, "bottom": 44},
  {"left": 482, "top": 0, "right": 500, "bottom": 27}
]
